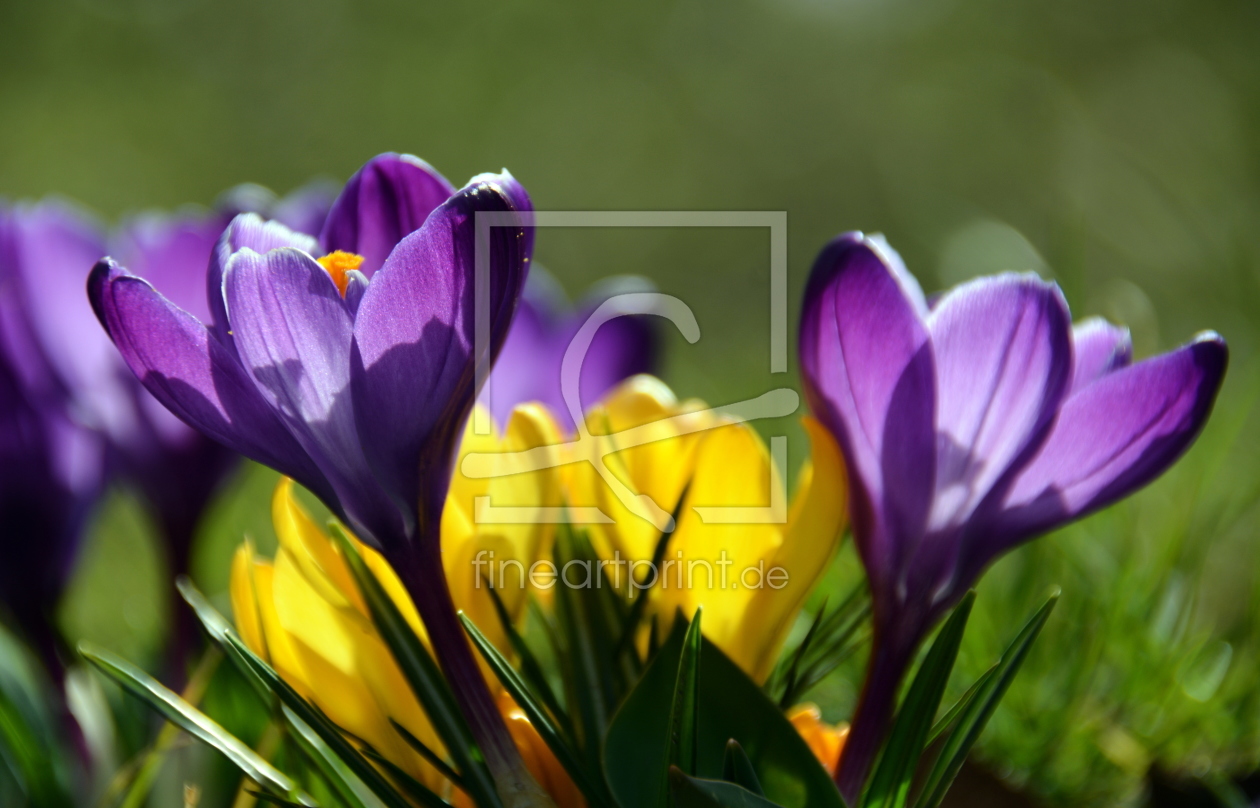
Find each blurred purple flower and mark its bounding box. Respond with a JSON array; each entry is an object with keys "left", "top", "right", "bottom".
[
  {"left": 105, "top": 180, "right": 333, "bottom": 556},
  {"left": 798, "top": 232, "right": 1228, "bottom": 798},
  {"left": 482, "top": 267, "right": 658, "bottom": 431},
  {"left": 90, "top": 153, "right": 538, "bottom": 794},
  {"left": 0, "top": 358, "right": 103, "bottom": 676},
  {"left": 0, "top": 181, "right": 330, "bottom": 671}
]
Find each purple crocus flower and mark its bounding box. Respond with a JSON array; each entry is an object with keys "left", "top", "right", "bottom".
[
  {"left": 89, "top": 153, "right": 541, "bottom": 802},
  {"left": 482, "top": 267, "right": 658, "bottom": 431},
  {"left": 798, "top": 232, "right": 1228, "bottom": 798},
  {"left": 0, "top": 358, "right": 103, "bottom": 679},
  {"left": 0, "top": 185, "right": 329, "bottom": 674},
  {"left": 106, "top": 173, "right": 334, "bottom": 554}
]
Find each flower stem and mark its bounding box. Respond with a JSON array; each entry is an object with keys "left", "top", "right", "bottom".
[
  {"left": 400, "top": 539, "right": 555, "bottom": 808},
  {"left": 834, "top": 632, "right": 914, "bottom": 803}
]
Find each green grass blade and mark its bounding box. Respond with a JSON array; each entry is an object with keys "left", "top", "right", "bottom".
[
  {"left": 551, "top": 525, "right": 613, "bottom": 764},
  {"left": 327, "top": 524, "right": 501, "bottom": 808},
  {"left": 914, "top": 591, "right": 1058, "bottom": 808},
  {"left": 360, "top": 746, "right": 450, "bottom": 808},
  {"left": 460, "top": 612, "right": 614, "bottom": 808},
  {"left": 925, "top": 667, "right": 995, "bottom": 748},
  {"left": 78, "top": 643, "right": 311, "bottom": 805},
  {"left": 664, "top": 607, "right": 703, "bottom": 808},
  {"left": 863, "top": 591, "right": 975, "bottom": 808},
  {"left": 721, "top": 740, "right": 764, "bottom": 796},
  {"left": 283, "top": 706, "right": 380, "bottom": 808},
  {"left": 615, "top": 485, "right": 689, "bottom": 661},
  {"left": 391, "top": 719, "right": 465, "bottom": 792},
  {"left": 221, "top": 633, "right": 414, "bottom": 808},
  {"left": 669, "top": 767, "right": 788, "bottom": 808},
  {"left": 483, "top": 581, "right": 572, "bottom": 740}
]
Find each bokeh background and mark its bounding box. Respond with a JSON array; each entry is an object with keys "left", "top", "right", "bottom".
[{"left": 3, "top": 0, "right": 1259, "bottom": 805}]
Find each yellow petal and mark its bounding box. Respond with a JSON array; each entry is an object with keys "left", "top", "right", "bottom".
[
  {"left": 788, "top": 704, "right": 848, "bottom": 777},
  {"left": 271, "top": 478, "right": 363, "bottom": 612},
  {"left": 497, "top": 691, "right": 586, "bottom": 808},
  {"left": 734, "top": 417, "right": 848, "bottom": 682},
  {"left": 575, "top": 375, "right": 714, "bottom": 561},
  {"left": 272, "top": 545, "right": 435, "bottom": 787},
  {"left": 445, "top": 405, "right": 501, "bottom": 525},
  {"left": 654, "top": 421, "right": 783, "bottom": 667},
  {"left": 229, "top": 543, "right": 268, "bottom": 662},
  {"left": 362, "top": 540, "right": 428, "bottom": 642},
  {"left": 247, "top": 552, "right": 311, "bottom": 701}
]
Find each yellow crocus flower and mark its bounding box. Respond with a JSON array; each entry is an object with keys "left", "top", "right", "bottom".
[
  {"left": 565, "top": 376, "right": 849, "bottom": 682},
  {"left": 442, "top": 403, "right": 565, "bottom": 656},
  {"left": 232, "top": 482, "right": 444, "bottom": 790},
  {"left": 231, "top": 404, "right": 571, "bottom": 801}
]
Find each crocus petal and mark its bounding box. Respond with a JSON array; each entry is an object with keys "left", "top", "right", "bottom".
[
  {"left": 1070, "top": 317, "right": 1133, "bottom": 393},
  {"left": 0, "top": 201, "right": 136, "bottom": 439},
  {"left": 732, "top": 417, "right": 848, "bottom": 682},
  {"left": 223, "top": 246, "right": 399, "bottom": 542},
  {"left": 88, "top": 258, "right": 329, "bottom": 498},
  {"left": 343, "top": 270, "right": 369, "bottom": 316},
  {"left": 271, "top": 179, "right": 338, "bottom": 237},
  {"left": 566, "top": 278, "right": 658, "bottom": 423},
  {"left": 207, "top": 214, "right": 320, "bottom": 348},
  {"left": 925, "top": 274, "right": 1072, "bottom": 532},
  {"left": 351, "top": 173, "right": 532, "bottom": 538},
  {"left": 320, "top": 153, "right": 457, "bottom": 276},
  {"left": 113, "top": 212, "right": 227, "bottom": 324},
  {"left": 798, "top": 233, "right": 936, "bottom": 593},
  {"left": 989, "top": 333, "right": 1227, "bottom": 551},
  {"left": 482, "top": 271, "right": 658, "bottom": 431}
]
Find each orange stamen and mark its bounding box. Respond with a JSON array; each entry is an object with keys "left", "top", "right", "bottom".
[{"left": 316, "top": 251, "right": 365, "bottom": 298}]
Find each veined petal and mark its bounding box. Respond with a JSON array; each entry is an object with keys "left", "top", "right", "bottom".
[
  {"left": 320, "top": 153, "right": 457, "bottom": 276},
  {"left": 88, "top": 259, "right": 328, "bottom": 495},
  {"left": 223, "top": 246, "right": 399, "bottom": 543},
  {"left": 925, "top": 274, "right": 1072, "bottom": 532},
  {"left": 1071, "top": 318, "right": 1133, "bottom": 394},
  {"left": 207, "top": 214, "right": 320, "bottom": 349},
  {"left": 798, "top": 233, "right": 935, "bottom": 595},
  {"left": 988, "top": 333, "right": 1227, "bottom": 555},
  {"left": 351, "top": 173, "right": 532, "bottom": 537},
  {"left": 113, "top": 211, "right": 226, "bottom": 324}
]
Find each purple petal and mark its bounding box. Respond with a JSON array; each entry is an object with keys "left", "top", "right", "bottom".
[
  {"left": 343, "top": 269, "right": 369, "bottom": 316},
  {"left": 271, "top": 179, "right": 339, "bottom": 236},
  {"left": 113, "top": 211, "right": 228, "bottom": 324},
  {"left": 992, "top": 332, "right": 1227, "bottom": 547},
  {"left": 798, "top": 232, "right": 936, "bottom": 595},
  {"left": 482, "top": 272, "right": 658, "bottom": 430},
  {"left": 351, "top": 172, "right": 532, "bottom": 535},
  {"left": 1070, "top": 317, "right": 1133, "bottom": 394},
  {"left": 924, "top": 274, "right": 1072, "bottom": 532},
  {"left": 0, "top": 202, "right": 118, "bottom": 405},
  {"left": 320, "top": 153, "right": 457, "bottom": 276},
  {"left": 206, "top": 214, "right": 319, "bottom": 349},
  {"left": 0, "top": 366, "right": 104, "bottom": 619},
  {"left": 88, "top": 258, "right": 328, "bottom": 497}
]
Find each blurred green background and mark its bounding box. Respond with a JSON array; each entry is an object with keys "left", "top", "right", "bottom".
[{"left": 3, "top": 0, "right": 1260, "bottom": 804}]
